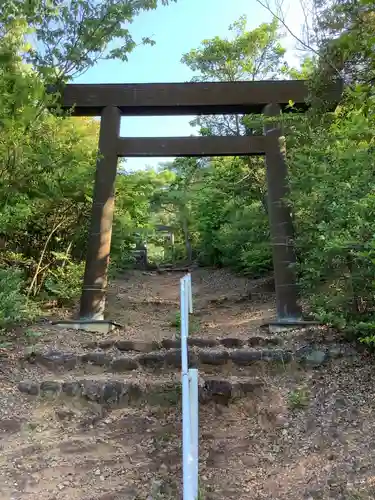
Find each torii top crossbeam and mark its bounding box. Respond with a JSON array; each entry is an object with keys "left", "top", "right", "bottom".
[{"left": 52, "top": 80, "right": 342, "bottom": 117}]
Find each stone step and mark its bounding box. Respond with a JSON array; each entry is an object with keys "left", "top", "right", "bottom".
[
  {"left": 24, "top": 343, "right": 358, "bottom": 374},
  {"left": 17, "top": 374, "right": 263, "bottom": 408},
  {"left": 83, "top": 335, "right": 281, "bottom": 352}
]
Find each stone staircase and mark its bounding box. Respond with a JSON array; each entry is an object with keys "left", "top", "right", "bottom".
[{"left": 17, "top": 327, "right": 358, "bottom": 409}]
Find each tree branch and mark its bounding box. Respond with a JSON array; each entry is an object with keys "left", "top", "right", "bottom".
[{"left": 254, "top": 0, "right": 342, "bottom": 78}]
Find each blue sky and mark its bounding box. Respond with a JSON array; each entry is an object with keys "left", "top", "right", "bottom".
[{"left": 75, "top": 0, "right": 303, "bottom": 171}]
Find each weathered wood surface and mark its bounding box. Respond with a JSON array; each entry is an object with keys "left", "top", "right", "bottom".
[
  {"left": 117, "top": 135, "right": 266, "bottom": 157},
  {"left": 53, "top": 80, "right": 343, "bottom": 116}
]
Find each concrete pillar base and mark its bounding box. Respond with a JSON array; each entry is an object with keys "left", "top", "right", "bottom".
[
  {"left": 52, "top": 319, "right": 122, "bottom": 334},
  {"left": 263, "top": 320, "right": 321, "bottom": 334}
]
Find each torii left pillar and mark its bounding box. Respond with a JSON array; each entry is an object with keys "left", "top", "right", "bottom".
[{"left": 79, "top": 105, "right": 121, "bottom": 324}]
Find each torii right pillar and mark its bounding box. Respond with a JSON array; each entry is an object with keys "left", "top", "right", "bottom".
[{"left": 263, "top": 103, "right": 303, "bottom": 331}]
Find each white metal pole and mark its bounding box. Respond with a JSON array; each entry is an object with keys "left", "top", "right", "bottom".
[
  {"left": 187, "top": 273, "right": 193, "bottom": 314},
  {"left": 189, "top": 368, "right": 199, "bottom": 499},
  {"left": 181, "top": 278, "right": 193, "bottom": 500}
]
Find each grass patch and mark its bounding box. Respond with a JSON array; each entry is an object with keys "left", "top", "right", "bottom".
[
  {"left": 347, "top": 491, "right": 375, "bottom": 500},
  {"left": 288, "top": 387, "right": 310, "bottom": 409},
  {"left": 198, "top": 484, "right": 206, "bottom": 500},
  {"left": 170, "top": 311, "right": 181, "bottom": 329},
  {"left": 146, "top": 384, "right": 182, "bottom": 407},
  {"left": 169, "top": 311, "right": 200, "bottom": 336},
  {"left": 24, "top": 328, "right": 44, "bottom": 340},
  {"left": 0, "top": 341, "right": 13, "bottom": 349}
]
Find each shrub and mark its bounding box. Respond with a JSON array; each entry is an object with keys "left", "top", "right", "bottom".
[
  {"left": 44, "top": 261, "right": 85, "bottom": 306},
  {"left": 240, "top": 242, "right": 273, "bottom": 277},
  {"left": 288, "top": 93, "right": 375, "bottom": 329},
  {"left": 212, "top": 202, "right": 271, "bottom": 276},
  {"left": 0, "top": 267, "right": 38, "bottom": 328}
]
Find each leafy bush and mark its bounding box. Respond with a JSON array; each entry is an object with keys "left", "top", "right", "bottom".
[
  {"left": 108, "top": 254, "right": 135, "bottom": 280},
  {"left": 353, "top": 321, "right": 375, "bottom": 347},
  {"left": 240, "top": 242, "right": 273, "bottom": 277},
  {"left": 44, "top": 261, "right": 85, "bottom": 306},
  {"left": 146, "top": 242, "right": 165, "bottom": 265},
  {"left": 288, "top": 90, "right": 375, "bottom": 330},
  {"left": 208, "top": 202, "right": 271, "bottom": 276},
  {"left": 0, "top": 268, "right": 38, "bottom": 328}
]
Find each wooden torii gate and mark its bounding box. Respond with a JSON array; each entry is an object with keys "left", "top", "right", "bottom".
[{"left": 55, "top": 80, "right": 342, "bottom": 330}]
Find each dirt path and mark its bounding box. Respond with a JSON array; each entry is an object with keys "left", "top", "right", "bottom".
[
  {"left": 1, "top": 268, "right": 375, "bottom": 499},
  {"left": 105, "top": 268, "right": 275, "bottom": 341}
]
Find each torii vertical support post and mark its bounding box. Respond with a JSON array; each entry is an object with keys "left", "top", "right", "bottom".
[
  {"left": 79, "top": 106, "right": 121, "bottom": 320},
  {"left": 263, "top": 103, "right": 302, "bottom": 322}
]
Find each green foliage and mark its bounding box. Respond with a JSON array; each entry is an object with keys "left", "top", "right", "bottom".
[
  {"left": 182, "top": 17, "right": 286, "bottom": 82},
  {"left": 153, "top": 19, "right": 281, "bottom": 274},
  {"left": 24, "top": 328, "right": 44, "bottom": 339},
  {"left": 288, "top": 86, "right": 375, "bottom": 329},
  {"left": 198, "top": 485, "right": 206, "bottom": 500},
  {"left": 355, "top": 322, "right": 375, "bottom": 348},
  {"left": 44, "top": 261, "right": 85, "bottom": 306},
  {"left": 146, "top": 243, "right": 165, "bottom": 266},
  {"left": 174, "top": 154, "right": 271, "bottom": 276},
  {"left": 288, "top": 387, "right": 310, "bottom": 409},
  {"left": 170, "top": 311, "right": 200, "bottom": 335},
  {"left": 0, "top": 268, "right": 38, "bottom": 328},
  {"left": 0, "top": 1, "right": 177, "bottom": 326},
  {"left": 110, "top": 168, "right": 175, "bottom": 271},
  {"left": 170, "top": 311, "right": 181, "bottom": 329},
  {"left": 211, "top": 202, "right": 271, "bottom": 275},
  {"left": 310, "top": 0, "right": 375, "bottom": 85},
  {"left": 182, "top": 17, "right": 287, "bottom": 136},
  {"left": 240, "top": 242, "right": 273, "bottom": 278},
  {"left": 1, "top": 0, "right": 176, "bottom": 82}
]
